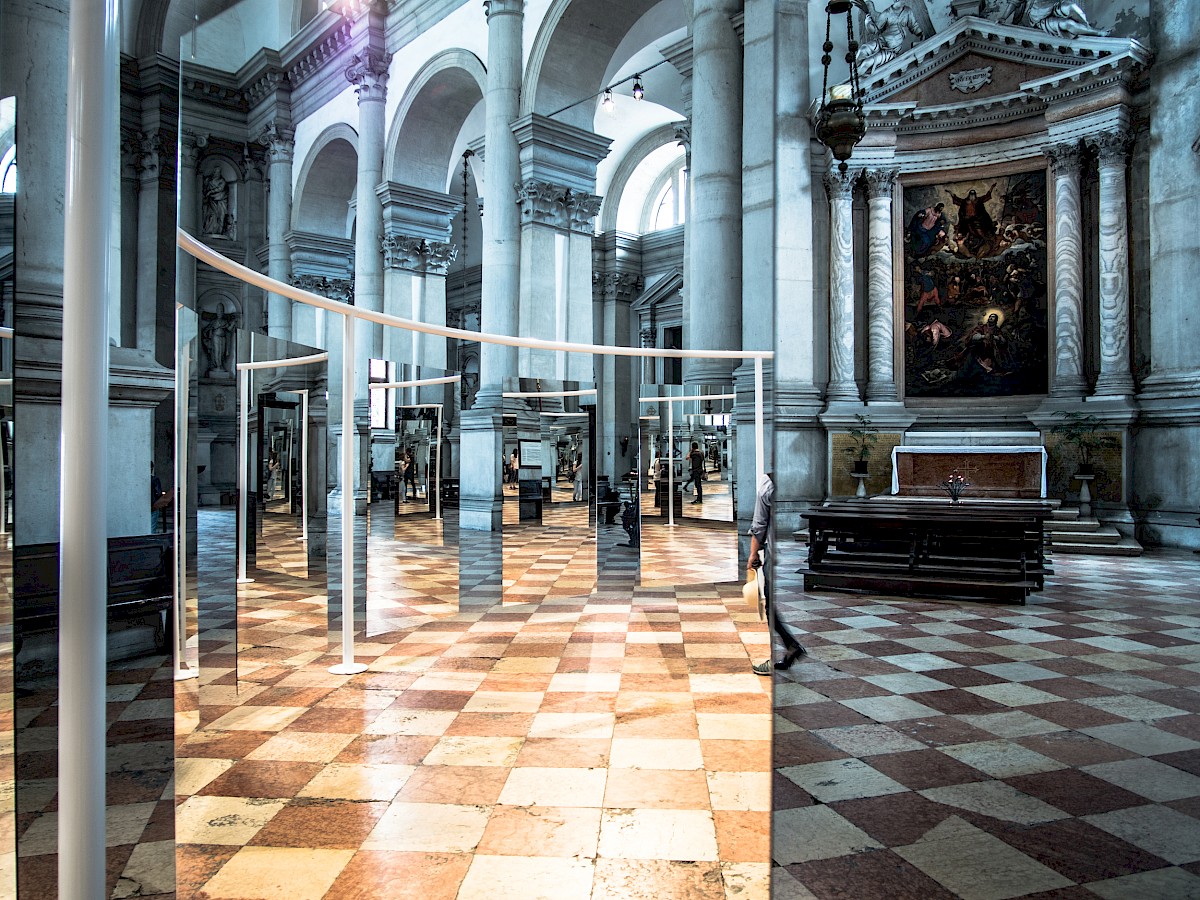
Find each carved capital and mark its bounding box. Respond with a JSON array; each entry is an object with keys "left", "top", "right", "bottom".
[
  {"left": 484, "top": 0, "right": 523, "bottom": 20},
  {"left": 862, "top": 168, "right": 898, "bottom": 200},
  {"left": 673, "top": 122, "right": 691, "bottom": 151},
  {"left": 823, "top": 167, "right": 856, "bottom": 202},
  {"left": 566, "top": 191, "right": 603, "bottom": 234},
  {"left": 423, "top": 240, "right": 459, "bottom": 275},
  {"left": 292, "top": 274, "right": 355, "bottom": 305},
  {"left": 640, "top": 327, "right": 656, "bottom": 348},
  {"left": 1043, "top": 140, "right": 1084, "bottom": 176},
  {"left": 127, "top": 129, "right": 169, "bottom": 180},
  {"left": 381, "top": 234, "right": 426, "bottom": 272},
  {"left": 345, "top": 49, "right": 391, "bottom": 102},
  {"left": 180, "top": 130, "right": 208, "bottom": 167},
  {"left": 516, "top": 179, "right": 564, "bottom": 226},
  {"left": 593, "top": 271, "right": 644, "bottom": 302},
  {"left": 260, "top": 123, "right": 295, "bottom": 164},
  {"left": 1088, "top": 129, "right": 1134, "bottom": 167}
]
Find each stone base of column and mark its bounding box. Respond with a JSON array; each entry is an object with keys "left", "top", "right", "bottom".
[
  {"left": 684, "top": 358, "right": 738, "bottom": 387},
  {"left": 822, "top": 388, "right": 865, "bottom": 408},
  {"left": 865, "top": 398, "right": 904, "bottom": 409},
  {"left": 458, "top": 386, "right": 506, "bottom": 532},
  {"left": 865, "top": 386, "right": 899, "bottom": 403},
  {"left": 1087, "top": 381, "right": 1135, "bottom": 403},
  {"left": 1049, "top": 376, "right": 1089, "bottom": 400}
]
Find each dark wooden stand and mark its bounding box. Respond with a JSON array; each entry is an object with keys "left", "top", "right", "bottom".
[{"left": 801, "top": 499, "right": 1054, "bottom": 604}]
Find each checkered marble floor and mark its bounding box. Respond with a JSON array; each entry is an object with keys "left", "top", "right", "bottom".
[
  {"left": 175, "top": 504, "right": 772, "bottom": 899},
  {"left": 771, "top": 545, "right": 1200, "bottom": 899}
]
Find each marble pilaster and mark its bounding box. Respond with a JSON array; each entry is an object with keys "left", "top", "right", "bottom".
[
  {"left": 1044, "top": 141, "right": 1087, "bottom": 398},
  {"left": 686, "top": 0, "right": 743, "bottom": 384},
  {"left": 824, "top": 168, "right": 860, "bottom": 403},
  {"left": 262, "top": 123, "right": 295, "bottom": 342},
  {"left": 176, "top": 131, "right": 205, "bottom": 313},
  {"left": 864, "top": 168, "right": 898, "bottom": 403},
  {"left": 133, "top": 129, "right": 168, "bottom": 354},
  {"left": 1088, "top": 128, "right": 1135, "bottom": 398}
]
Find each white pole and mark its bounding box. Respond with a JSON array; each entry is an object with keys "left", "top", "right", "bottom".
[
  {"left": 236, "top": 364, "right": 253, "bottom": 584},
  {"left": 435, "top": 402, "right": 443, "bottom": 521},
  {"left": 754, "top": 357, "right": 765, "bottom": 484},
  {"left": 300, "top": 389, "right": 309, "bottom": 544},
  {"left": 667, "top": 400, "right": 675, "bottom": 527},
  {"left": 174, "top": 319, "right": 196, "bottom": 680},
  {"left": 59, "top": 0, "right": 117, "bottom": 894},
  {"left": 331, "top": 313, "right": 367, "bottom": 675}
]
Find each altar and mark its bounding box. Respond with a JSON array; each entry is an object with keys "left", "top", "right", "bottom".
[{"left": 891, "top": 445, "right": 1047, "bottom": 499}]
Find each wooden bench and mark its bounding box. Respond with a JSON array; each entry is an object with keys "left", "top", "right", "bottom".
[
  {"left": 801, "top": 499, "right": 1053, "bottom": 604},
  {"left": 14, "top": 534, "right": 173, "bottom": 658}
]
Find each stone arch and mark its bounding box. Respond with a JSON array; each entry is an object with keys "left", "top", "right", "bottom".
[
  {"left": 292, "top": 123, "right": 359, "bottom": 238},
  {"left": 384, "top": 49, "right": 487, "bottom": 193},
  {"left": 522, "top": 0, "right": 683, "bottom": 131},
  {"left": 141, "top": 0, "right": 305, "bottom": 68},
  {"left": 598, "top": 123, "right": 682, "bottom": 232}
]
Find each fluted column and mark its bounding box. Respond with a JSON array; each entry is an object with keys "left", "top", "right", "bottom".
[
  {"left": 479, "top": 0, "right": 523, "bottom": 386},
  {"left": 687, "top": 0, "right": 742, "bottom": 384},
  {"left": 825, "top": 168, "right": 859, "bottom": 402},
  {"left": 1043, "top": 141, "right": 1087, "bottom": 397},
  {"left": 262, "top": 123, "right": 295, "bottom": 342},
  {"left": 864, "top": 168, "right": 898, "bottom": 403},
  {"left": 1088, "top": 128, "right": 1135, "bottom": 398}
]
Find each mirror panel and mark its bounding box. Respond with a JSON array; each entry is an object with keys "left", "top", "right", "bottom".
[{"left": 0, "top": 91, "right": 13, "bottom": 895}]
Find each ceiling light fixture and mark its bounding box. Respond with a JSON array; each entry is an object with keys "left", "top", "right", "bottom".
[
  {"left": 632, "top": 76, "right": 644, "bottom": 101},
  {"left": 601, "top": 89, "right": 616, "bottom": 115}
]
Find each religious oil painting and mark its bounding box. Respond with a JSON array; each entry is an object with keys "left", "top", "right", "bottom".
[{"left": 901, "top": 170, "right": 1049, "bottom": 398}]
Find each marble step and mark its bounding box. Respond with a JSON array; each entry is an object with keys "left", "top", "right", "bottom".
[
  {"left": 1047, "top": 516, "right": 1102, "bottom": 534},
  {"left": 1052, "top": 533, "right": 1143, "bottom": 556}
]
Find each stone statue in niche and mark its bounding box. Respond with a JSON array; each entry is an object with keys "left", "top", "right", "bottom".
[
  {"left": 852, "top": 0, "right": 926, "bottom": 75},
  {"left": 1024, "top": 0, "right": 1106, "bottom": 37},
  {"left": 200, "top": 302, "right": 239, "bottom": 378},
  {"left": 202, "top": 170, "right": 235, "bottom": 238}
]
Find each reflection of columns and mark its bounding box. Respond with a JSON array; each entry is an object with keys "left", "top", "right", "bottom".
[
  {"left": 687, "top": 0, "right": 742, "bottom": 384},
  {"left": 133, "top": 129, "right": 167, "bottom": 353},
  {"left": 262, "top": 123, "right": 295, "bottom": 342},
  {"left": 346, "top": 47, "right": 389, "bottom": 505},
  {"left": 1044, "top": 141, "right": 1087, "bottom": 398},
  {"left": 825, "top": 168, "right": 859, "bottom": 402},
  {"left": 864, "top": 169, "right": 898, "bottom": 403},
  {"left": 595, "top": 270, "right": 641, "bottom": 480},
  {"left": 480, "top": 0, "right": 523, "bottom": 386},
  {"left": 1088, "top": 128, "right": 1135, "bottom": 398},
  {"left": 177, "top": 131, "right": 205, "bottom": 313}
]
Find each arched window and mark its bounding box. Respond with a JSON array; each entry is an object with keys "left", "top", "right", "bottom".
[
  {"left": 650, "top": 161, "right": 687, "bottom": 232},
  {"left": 0, "top": 146, "right": 16, "bottom": 194}
]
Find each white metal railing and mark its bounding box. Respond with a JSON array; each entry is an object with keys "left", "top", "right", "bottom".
[{"left": 177, "top": 228, "right": 772, "bottom": 676}]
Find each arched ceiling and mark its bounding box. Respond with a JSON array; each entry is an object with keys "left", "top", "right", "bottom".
[{"left": 293, "top": 132, "right": 358, "bottom": 237}]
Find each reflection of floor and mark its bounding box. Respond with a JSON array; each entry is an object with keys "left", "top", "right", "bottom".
[
  {"left": 641, "top": 474, "right": 735, "bottom": 523},
  {"left": 174, "top": 506, "right": 771, "bottom": 898},
  {"left": 639, "top": 522, "right": 739, "bottom": 589},
  {"left": 771, "top": 546, "right": 1200, "bottom": 898}
]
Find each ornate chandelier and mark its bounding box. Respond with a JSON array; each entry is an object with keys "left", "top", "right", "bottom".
[{"left": 816, "top": 0, "right": 867, "bottom": 174}]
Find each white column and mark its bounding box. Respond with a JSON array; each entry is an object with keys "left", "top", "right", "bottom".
[
  {"left": 1043, "top": 141, "right": 1087, "bottom": 398},
  {"left": 1088, "top": 128, "right": 1135, "bottom": 398},
  {"left": 687, "top": 0, "right": 743, "bottom": 384},
  {"left": 59, "top": 0, "right": 117, "bottom": 895},
  {"left": 263, "top": 123, "right": 295, "bottom": 342},
  {"left": 864, "top": 168, "right": 898, "bottom": 403},
  {"left": 480, "top": 0, "right": 523, "bottom": 387},
  {"left": 825, "top": 168, "right": 859, "bottom": 403},
  {"left": 567, "top": 196, "right": 601, "bottom": 383},
  {"left": 346, "top": 48, "right": 389, "bottom": 505}
]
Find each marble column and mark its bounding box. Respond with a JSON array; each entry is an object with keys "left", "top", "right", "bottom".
[
  {"left": 1088, "top": 128, "right": 1136, "bottom": 398},
  {"left": 262, "top": 123, "right": 295, "bottom": 342},
  {"left": 479, "top": 0, "right": 523, "bottom": 387},
  {"left": 824, "top": 168, "right": 860, "bottom": 403},
  {"left": 1043, "top": 141, "right": 1087, "bottom": 398},
  {"left": 687, "top": 0, "right": 742, "bottom": 385},
  {"left": 346, "top": 47, "right": 389, "bottom": 507},
  {"left": 864, "top": 168, "right": 898, "bottom": 403}
]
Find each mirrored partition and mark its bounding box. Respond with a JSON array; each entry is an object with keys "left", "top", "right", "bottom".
[
  {"left": 190, "top": 326, "right": 329, "bottom": 719},
  {"left": 0, "top": 91, "right": 13, "bottom": 895},
  {"left": 500, "top": 378, "right": 597, "bottom": 604},
  {"left": 638, "top": 384, "right": 739, "bottom": 587},
  {"left": 364, "top": 360, "right": 460, "bottom": 638}
]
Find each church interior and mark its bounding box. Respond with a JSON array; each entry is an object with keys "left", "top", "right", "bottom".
[{"left": 1, "top": 0, "right": 1199, "bottom": 897}]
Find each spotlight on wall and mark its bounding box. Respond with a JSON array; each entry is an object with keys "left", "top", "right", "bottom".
[
  {"left": 601, "top": 89, "right": 616, "bottom": 115},
  {"left": 632, "top": 76, "right": 644, "bottom": 101}
]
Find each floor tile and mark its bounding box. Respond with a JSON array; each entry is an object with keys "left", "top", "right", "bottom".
[
  {"left": 197, "top": 846, "right": 354, "bottom": 899},
  {"left": 598, "top": 808, "right": 719, "bottom": 861},
  {"left": 1085, "top": 804, "right": 1200, "bottom": 864}
]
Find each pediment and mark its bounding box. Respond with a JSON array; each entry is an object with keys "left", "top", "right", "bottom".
[
  {"left": 860, "top": 16, "right": 1150, "bottom": 115},
  {"left": 631, "top": 269, "right": 682, "bottom": 314}
]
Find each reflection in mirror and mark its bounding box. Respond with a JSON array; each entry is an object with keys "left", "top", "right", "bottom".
[
  {"left": 501, "top": 378, "right": 596, "bottom": 604},
  {"left": 0, "top": 91, "right": 13, "bottom": 894},
  {"left": 594, "top": 355, "right": 641, "bottom": 594},
  {"left": 638, "top": 385, "right": 738, "bottom": 587},
  {"left": 365, "top": 361, "right": 460, "bottom": 638}
]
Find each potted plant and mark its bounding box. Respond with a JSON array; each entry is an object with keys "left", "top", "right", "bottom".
[
  {"left": 843, "top": 414, "right": 878, "bottom": 475},
  {"left": 1050, "top": 411, "right": 1118, "bottom": 476}
]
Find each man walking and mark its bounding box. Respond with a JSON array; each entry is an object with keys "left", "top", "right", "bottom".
[{"left": 749, "top": 472, "right": 804, "bottom": 675}]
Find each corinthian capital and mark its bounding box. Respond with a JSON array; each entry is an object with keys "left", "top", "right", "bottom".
[
  {"left": 566, "top": 192, "right": 603, "bottom": 234},
  {"left": 1087, "top": 129, "right": 1134, "bottom": 167},
  {"left": 423, "top": 241, "right": 459, "bottom": 276},
  {"left": 484, "top": 0, "right": 523, "bottom": 20},
  {"left": 863, "top": 168, "right": 898, "bottom": 200},
  {"left": 823, "top": 167, "right": 856, "bottom": 201},
  {"left": 1042, "top": 140, "right": 1084, "bottom": 176},
  {"left": 345, "top": 49, "right": 391, "bottom": 102},
  {"left": 260, "top": 123, "right": 295, "bottom": 163}
]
